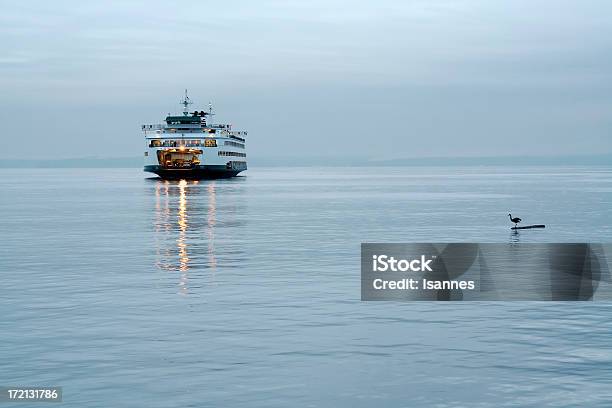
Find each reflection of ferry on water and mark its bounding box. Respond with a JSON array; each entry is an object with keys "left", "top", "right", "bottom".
[
  {"left": 152, "top": 179, "right": 247, "bottom": 294},
  {"left": 143, "top": 90, "right": 247, "bottom": 179}
]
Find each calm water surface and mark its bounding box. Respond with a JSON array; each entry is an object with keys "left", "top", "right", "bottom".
[{"left": 1, "top": 166, "right": 612, "bottom": 407}]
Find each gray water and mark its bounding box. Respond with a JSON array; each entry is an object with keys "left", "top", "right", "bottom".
[{"left": 1, "top": 166, "right": 612, "bottom": 407}]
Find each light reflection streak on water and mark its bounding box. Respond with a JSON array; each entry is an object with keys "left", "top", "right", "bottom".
[
  {"left": 154, "top": 181, "right": 173, "bottom": 273},
  {"left": 177, "top": 179, "right": 189, "bottom": 294},
  {"left": 207, "top": 182, "right": 217, "bottom": 274}
]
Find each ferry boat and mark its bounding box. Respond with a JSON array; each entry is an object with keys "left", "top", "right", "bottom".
[{"left": 143, "top": 91, "right": 247, "bottom": 179}]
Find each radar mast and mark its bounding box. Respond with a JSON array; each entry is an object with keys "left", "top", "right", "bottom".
[
  {"left": 208, "top": 101, "right": 215, "bottom": 125},
  {"left": 181, "top": 89, "right": 192, "bottom": 116}
]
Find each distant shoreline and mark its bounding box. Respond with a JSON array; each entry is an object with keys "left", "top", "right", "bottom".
[{"left": 1, "top": 154, "right": 610, "bottom": 169}]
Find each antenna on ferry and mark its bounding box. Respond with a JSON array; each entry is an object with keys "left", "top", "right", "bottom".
[
  {"left": 181, "top": 89, "right": 192, "bottom": 116},
  {"left": 208, "top": 101, "right": 214, "bottom": 124}
]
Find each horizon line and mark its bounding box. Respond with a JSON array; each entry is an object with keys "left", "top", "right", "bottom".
[{"left": 0, "top": 153, "right": 611, "bottom": 169}]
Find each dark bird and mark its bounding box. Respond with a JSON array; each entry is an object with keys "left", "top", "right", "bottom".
[{"left": 508, "top": 213, "right": 522, "bottom": 227}]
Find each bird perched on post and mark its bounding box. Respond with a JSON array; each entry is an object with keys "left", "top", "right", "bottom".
[{"left": 508, "top": 213, "right": 522, "bottom": 227}]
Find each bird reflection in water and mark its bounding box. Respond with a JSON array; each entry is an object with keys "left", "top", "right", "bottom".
[
  {"left": 510, "top": 229, "right": 520, "bottom": 244},
  {"left": 152, "top": 178, "right": 220, "bottom": 295}
]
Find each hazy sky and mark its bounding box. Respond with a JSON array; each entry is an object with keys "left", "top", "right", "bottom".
[{"left": 2, "top": 0, "right": 611, "bottom": 160}]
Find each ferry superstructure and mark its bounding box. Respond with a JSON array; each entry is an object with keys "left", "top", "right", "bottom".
[{"left": 143, "top": 91, "right": 247, "bottom": 179}]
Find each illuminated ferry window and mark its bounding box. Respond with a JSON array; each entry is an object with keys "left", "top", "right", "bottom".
[
  {"left": 204, "top": 139, "right": 217, "bottom": 147},
  {"left": 149, "top": 140, "right": 162, "bottom": 147}
]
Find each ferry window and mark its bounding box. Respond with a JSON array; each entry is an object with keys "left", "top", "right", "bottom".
[
  {"left": 204, "top": 139, "right": 217, "bottom": 147},
  {"left": 149, "top": 140, "right": 161, "bottom": 147},
  {"left": 218, "top": 151, "right": 246, "bottom": 157}
]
